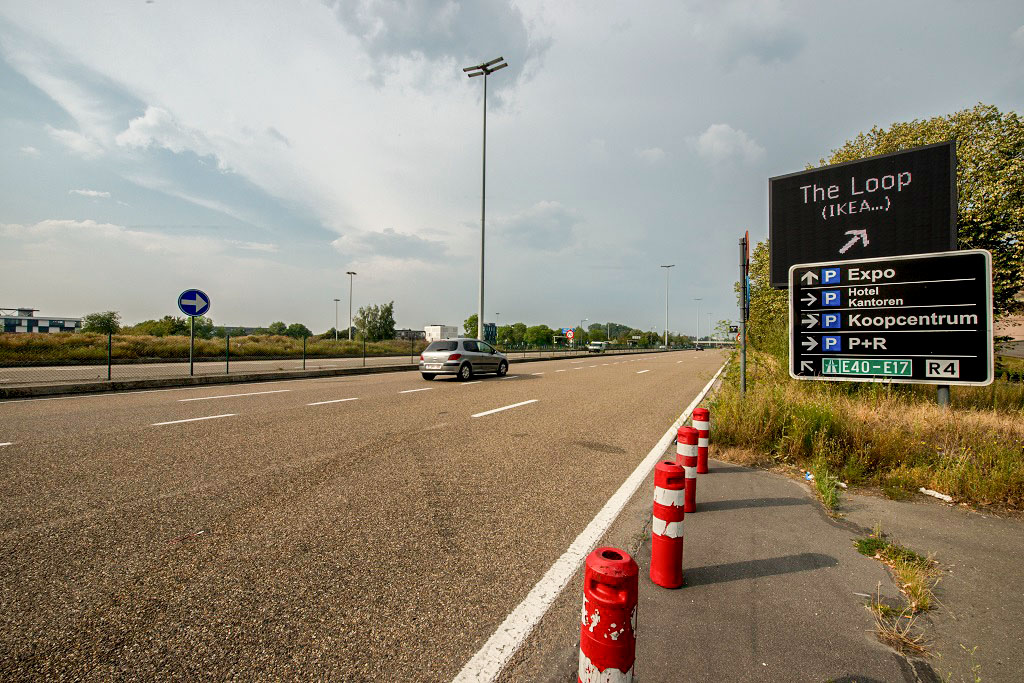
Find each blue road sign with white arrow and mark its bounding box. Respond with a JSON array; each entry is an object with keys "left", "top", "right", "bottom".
[{"left": 178, "top": 289, "right": 211, "bottom": 317}]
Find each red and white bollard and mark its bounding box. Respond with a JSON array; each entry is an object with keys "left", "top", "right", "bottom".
[
  {"left": 677, "top": 426, "right": 699, "bottom": 513},
  {"left": 579, "top": 547, "right": 638, "bottom": 683},
  {"left": 650, "top": 461, "right": 685, "bottom": 588},
  {"left": 693, "top": 407, "right": 711, "bottom": 474}
]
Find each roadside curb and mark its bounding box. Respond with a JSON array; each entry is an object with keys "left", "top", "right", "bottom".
[{"left": 0, "top": 349, "right": 671, "bottom": 400}]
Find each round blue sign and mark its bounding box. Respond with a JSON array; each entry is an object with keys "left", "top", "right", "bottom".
[{"left": 178, "top": 289, "right": 211, "bottom": 317}]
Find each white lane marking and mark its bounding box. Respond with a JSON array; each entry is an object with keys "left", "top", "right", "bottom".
[
  {"left": 179, "top": 389, "right": 291, "bottom": 402},
  {"left": 400, "top": 387, "right": 433, "bottom": 394},
  {"left": 0, "top": 380, "right": 315, "bottom": 405},
  {"left": 602, "top": 363, "right": 609, "bottom": 366},
  {"left": 572, "top": 368, "right": 584, "bottom": 371},
  {"left": 152, "top": 414, "right": 236, "bottom": 426},
  {"left": 471, "top": 399, "right": 538, "bottom": 418},
  {"left": 452, "top": 362, "right": 725, "bottom": 683},
  {"left": 570, "top": 360, "right": 586, "bottom": 364},
  {"left": 677, "top": 360, "right": 684, "bottom": 363},
  {"left": 636, "top": 370, "right": 650, "bottom": 374},
  {"left": 0, "top": 442, "right": 12, "bottom": 447},
  {"left": 555, "top": 369, "right": 567, "bottom": 373},
  {"left": 531, "top": 372, "right": 545, "bottom": 376},
  {"left": 500, "top": 376, "right": 518, "bottom": 380},
  {"left": 588, "top": 365, "right": 597, "bottom": 368},
  {"left": 307, "top": 398, "right": 359, "bottom": 406},
  {"left": 459, "top": 381, "right": 482, "bottom": 386}
]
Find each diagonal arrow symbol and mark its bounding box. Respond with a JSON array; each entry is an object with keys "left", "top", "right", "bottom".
[
  {"left": 800, "top": 361, "right": 814, "bottom": 373},
  {"left": 801, "top": 336, "right": 817, "bottom": 351},
  {"left": 801, "top": 292, "right": 817, "bottom": 306},
  {"left": 839, "top": 229, "right": 869, "bottom": 254},
  {"left": 800, "top": 270, "right": 819, "bottom": 285},
  {"left": 802, "top": 314, "right": 819, "bottom": 328}
]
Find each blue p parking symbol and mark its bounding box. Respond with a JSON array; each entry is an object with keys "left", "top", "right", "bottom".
[
  {"left": 822, "top": 336, "right": 841, "bottom": 351},
  {"left": 822, "top": 290, "right": 841, "bottom": 307},
  {"left": 822, "top": 268, "right": 840, "bottom": 285},
  {"left": 822, "top": 313, "right": 841, "bottom": 329}
]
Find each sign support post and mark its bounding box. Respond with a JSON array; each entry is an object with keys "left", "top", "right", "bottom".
[
  {"left": 190, "top": 316, "right": 195, "bottom": 377},
  {"left": 177, "top": 288, "right": 210, "bottom": 378},
  {"left": 937, "top": 385, "right": 950, "bottom": 407},
  {"left": 739, "top": 233, "right": 749, "bottom": 395}
]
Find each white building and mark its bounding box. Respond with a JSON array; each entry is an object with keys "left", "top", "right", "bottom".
[
  {"left": 1, "top": 307, "right": 82, "bottom": 333},
  {"left": 424, "top": 324, "right": 459, "bottom": 342}
]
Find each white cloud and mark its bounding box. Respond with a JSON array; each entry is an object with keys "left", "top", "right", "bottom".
[
  {"left": 635, "top": 146, "right": 666, "bottom": 163},
  {"left": 229, "top": 240, "right": 279, "bottom": 253},
  {"left": 19, "top": 145, "right": 40, "bottom": 157},
  {"left": 116, "top": 106, "right": 227, "bottom": 169},
  {"left": 494, "top": 201, "right": 581, "bottom": 250},
  {"left": 45, "top": 125, "right": 104, "bottom": 158},
  {"left": 331, "top": 227, "right": 446, "bottom": 261},
  {"left": 69, "top": 189, "right": 111, "bottom": 198},
  {"left": 693, "top": 123, "right": 765, "bottom": 166}
]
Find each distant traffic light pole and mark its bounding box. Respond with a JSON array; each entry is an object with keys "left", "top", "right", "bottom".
[
  {"left": 661, "top": 264, "right": 674, "bottom": 347},
  {"left": 346, "top": 271, "right": 357, "bottom": 340},
  {"left": 333, "top": 298, "right": 340, "bottom": 341},
  {"left": 464, "top": 57, "right": 508, "bottom": 341}
]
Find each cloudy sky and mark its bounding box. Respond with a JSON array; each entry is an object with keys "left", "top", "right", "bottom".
[{"left": 2, "top": 1, "right": 1023, "bottom": 336}]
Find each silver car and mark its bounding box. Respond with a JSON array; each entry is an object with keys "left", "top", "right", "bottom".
[{"left": 419, "top": 338, "right": 509, "bottom": 381}]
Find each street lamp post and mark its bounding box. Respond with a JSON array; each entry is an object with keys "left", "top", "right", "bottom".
[
  {"left": 333, "top": 298, "right": 340, "bottom": 341},
  {"left": 346, "top": 271, "right": 357, "bottom": 340},
  {"left": 580, "top": 317, "right": 588, "bottom": 349},
  {"left": 660, "top": 264, "right": 674, "bottom": 347},
  {"left": 693, "top": 298, "right": 702, "bottom": 346},
  {"left": 464, "top": 56, "right": 509, "bottom": 341},
  {"left": 708, "top": 313, "right": 712, "bottom": 341}
]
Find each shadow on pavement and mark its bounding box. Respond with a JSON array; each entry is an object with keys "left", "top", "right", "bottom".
[
  {"left": 684, "top": 552, "right": 838, "bottom": 587},
  {"left": 697, "top": 496, "right": 811, "bottom": 512}
]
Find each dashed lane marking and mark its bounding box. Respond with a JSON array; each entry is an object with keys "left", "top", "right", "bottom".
[
  {"left": 307, "top": 398, "right": 359, "bottom": 406},
  {"left": 152, "top": 414, "right": 236, "bottom": 426},
  {"left": 531, "top": 372, "right": 544, "bottom": 375},
  {"left": 636, "top": 370, "right": 650, "bottom": 374},
  {"left": 0, "top": 442, "right": 12, "bottom": 447},
  {"left": 459, "top": 381, "right": 482, "bottom": 386},
  {"left": 471, "top": 399, "right": 538, "bottom": 418},
  {"left": 179, "top": 389, "right": 292, "bottom": 402},
  {"left": 399, "top": 387, "right": 433, "bottom": 394},
  {"left": 555, "top": 369, "right": 567, "bottom": 373},
  {"left": 500, "top": 376, "right": 518, "bottom": 380}
]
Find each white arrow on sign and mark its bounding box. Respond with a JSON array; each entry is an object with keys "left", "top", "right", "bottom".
[
  {"left": 800, "top": 361, "right": 814, "bottom": 373},
  {"left": 181, "top": 293, "right": 208, "bottom": 310},
  {"left": 800, "top": 270, "right": 819, "bottom": 285},
  {"left": 801, "top": 292, "right": 817, "bottom": 306},
  {"left": 802, "top": 336, "right": 818, "bottom": 351},
  {"left": 838, "top": 229, "right": 869, "bottom": 254},
  {"left": 802, "top": 314, "right": 819, "bottom": 328}
]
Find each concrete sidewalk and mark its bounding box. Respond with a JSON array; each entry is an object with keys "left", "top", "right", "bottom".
[{"left": 501, "top": 454, "right": 1024, "bottom": 682}]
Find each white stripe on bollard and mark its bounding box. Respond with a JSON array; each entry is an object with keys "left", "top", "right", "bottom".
[
  {"left": 652, "top": 516, "right": 684, "bottom": 538},
  {"left": 653, "top": 486, "right": 686, "bottom": 507},
  {"left": 698, "top": 437, "right": 709, "bottom": 448},
  {"left": 693, "top": 420, "right": 710, "bottom": 431}
]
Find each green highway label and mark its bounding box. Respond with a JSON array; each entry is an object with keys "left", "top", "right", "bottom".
[{"left": 822, "top": 358, "right": 911, "bottom": 376}]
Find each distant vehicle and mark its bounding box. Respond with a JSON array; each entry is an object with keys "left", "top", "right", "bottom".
[
  {"left": 587, "top": 341, "right": 609, "bottom": 353},
  {"left": 419, "top": 337, "right": 508, "bottom": 380},
  {"left": 694, "top": 345, "right": 704, "bottom": 351}
]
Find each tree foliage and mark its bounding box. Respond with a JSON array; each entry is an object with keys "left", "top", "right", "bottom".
[
  {"left": 267, "top": 321, "right": 287, "bottom": 335},
  {"left": 355, "top": 301, "right": 396, "bottom": 341},
  {"left": 819, "top": 103, "right": 1023, "bottom": 317},
  {"left": 286, "top": 323, "right": 312, "bottom": 339},
  {"left": 81, "top": 311, "right": 121, "bottom": 335},
  {"left": 124, "top": 315, "right": 214, "bottom": 339},
  {"left": 463, "top": 313, "right": 478, "bottom": 338}
]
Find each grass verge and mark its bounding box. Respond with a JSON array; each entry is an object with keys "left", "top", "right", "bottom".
[
  {"left": 856, "top": 525, "right": 941, "bottom": 613},
  {"left": 869, "top": 583, "right": 930, "bottom": 656},
  {"left": 711, "top": 349, "right": 1024, "bottom": 510}
]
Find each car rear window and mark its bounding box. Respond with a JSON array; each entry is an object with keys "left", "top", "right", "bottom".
[{"left": 425, "top": 341, "right": 458, "bottom": 352}]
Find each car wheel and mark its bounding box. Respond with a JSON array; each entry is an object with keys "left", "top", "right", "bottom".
[
  {"left": 458, "top": 363, "right": 473, "bottom": 381},
  {"left": 497, "top": 360, "right": 508, "bottom": 376},
  {"left": 421, "top": 373, "right": 436, "bottom": 380}
]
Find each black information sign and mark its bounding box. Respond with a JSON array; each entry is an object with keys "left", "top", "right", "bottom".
[
  {"left": 770, "top": 141, "right": 956, "bottom": 288},
  {"left": 789, "top": 250, "right": 992, "bottom": 386}
]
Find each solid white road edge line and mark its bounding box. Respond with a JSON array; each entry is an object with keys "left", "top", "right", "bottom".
[
  {"left": 459, "top": 381, "right": 483, "bottom": 386},
  {"left": 400, "top": 387, "right": 433, "bottom": 394},
  {"left": 307, "top": 398, "right": 360, "bottom": 406},
  {"left": 0, "top": 442, "right": 12, "bottom": 447},
  {"left": 471, "top": 399, "right": 538, "bottom": 418},
  {"left": 179, "top": 389, "right": 292, "bottom": 402},
  {"left": 636, "top": 369, "right": 650, "bottom": 374},
  {"left": 451, "top": 361, "right": 725, "bottom": 683},
  {"left": 152, "top": 414, "right": 236, "bottom": 426}
]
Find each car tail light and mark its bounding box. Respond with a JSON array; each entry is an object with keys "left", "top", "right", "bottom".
[
  {"left": 419, "top": 354, "right": 424, "bottom": 361},
  {"left": 448, "top": 353, "right": 462, "bottom": 361}
]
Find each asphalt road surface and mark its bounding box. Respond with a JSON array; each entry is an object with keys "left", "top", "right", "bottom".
[{"left": 0, "top": 349, "right": 724, "bottom": 680}]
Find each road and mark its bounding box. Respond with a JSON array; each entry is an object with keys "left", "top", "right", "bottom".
[
  {"left": 0, "top": 349, "right": 724, "bottom": 679},
  {"left": 0, "top": 348, "right": 641, "bottom": 387}
]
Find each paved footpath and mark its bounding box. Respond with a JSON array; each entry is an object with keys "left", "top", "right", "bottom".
[{"left": 503, "top": 454, "right": 1024, "bottom": 682}]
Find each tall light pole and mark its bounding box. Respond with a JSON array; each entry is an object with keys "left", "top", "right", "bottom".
[
  {"left": 707, "top": 313, "right": 712, "bottom": 341},
  {"left": 580, "top": 317, "right": 588, "bottom": 349},
  {"left": 346, "top": 271, "right": 357, "bottom": 340},
  {"left": 693, "top": 298, "right": 702, "bottom": 345},
  {"left": 660, "top": 264, "right": 674, "bottom": 347},
  {"left": 464, "top": 56, "right": 509, "bottom": 341},
  {"left": 333, "top": 298, "right": 340, "bottom": 341}
]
